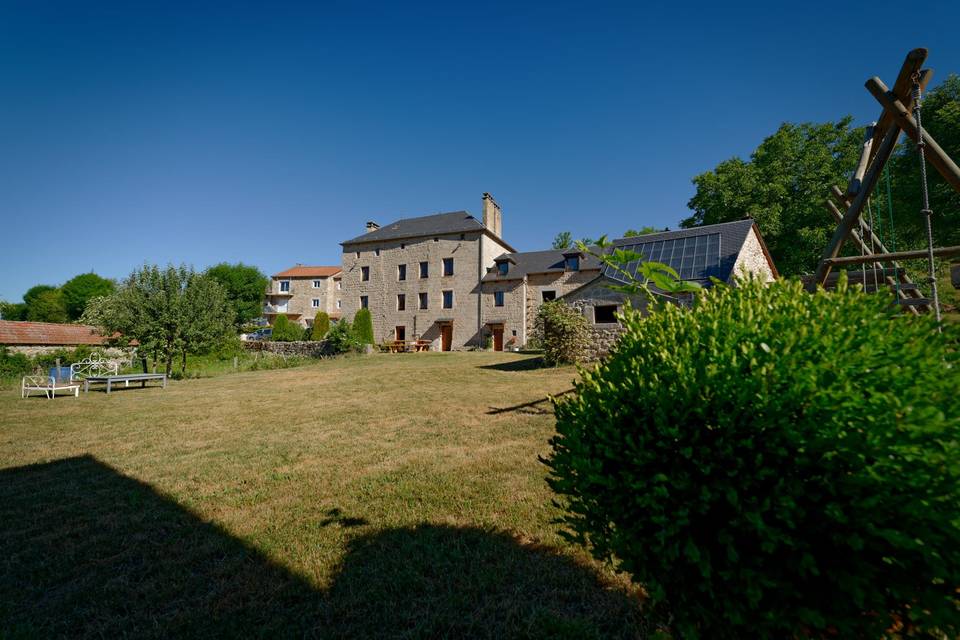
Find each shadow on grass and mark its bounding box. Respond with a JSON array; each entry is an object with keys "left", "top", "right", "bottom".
[
  {"left": 0, "top": 456, "right": 651, "bottom": 639},
  {"left": 477, "top": 355, "right": 549, "bottom": 372}
]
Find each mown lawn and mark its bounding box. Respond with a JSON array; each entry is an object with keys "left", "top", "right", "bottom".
[{"left": 0, "top": 352, "right": 651, "bottom": 639}]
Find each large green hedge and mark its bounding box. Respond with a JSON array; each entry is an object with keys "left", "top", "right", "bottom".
[{"left": 546, "top": 277, "right": 960, "bottom": 638}]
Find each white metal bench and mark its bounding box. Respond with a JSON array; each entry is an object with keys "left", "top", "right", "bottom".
[
  {"left": 21, "top": 375, "right": 80, "bottom": 399},
  {"left": 70, "top": 357, "right": 119, "bottom": 381}
]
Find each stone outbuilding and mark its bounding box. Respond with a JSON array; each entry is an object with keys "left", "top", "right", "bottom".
[{"left": 559, "top": 219, "right": 778, "bottom": 359}]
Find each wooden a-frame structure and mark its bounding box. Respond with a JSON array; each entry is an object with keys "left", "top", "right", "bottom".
[{"left": 814, "top": 48, "right": 960, "bottom": 314}]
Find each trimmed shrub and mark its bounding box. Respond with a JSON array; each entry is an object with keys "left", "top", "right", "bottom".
[
  {"left": 545, "top": 277, "right": 960, "bottom": 639},
  {"left": 270, "top": 315, "right": 302, "bottom": 342},
  {"left": 326, "top": 320, "right": 359, "bottom": 354},
  {"left": 311, "top": 312, "right": 330, "bottom": 340},
  {"left": 353, "top": 308, "right": 374, "bottom": 345},
  {"left": 532, "top": 300, "right": 589, "bottom": 365}
]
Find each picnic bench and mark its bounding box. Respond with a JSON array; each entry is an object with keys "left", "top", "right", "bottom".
[
  {"left": 385, "top": 340, "right": 432, "bottom": 353},
  {"left": 83, "top": 373, "right": 167, "bottom": 394}
]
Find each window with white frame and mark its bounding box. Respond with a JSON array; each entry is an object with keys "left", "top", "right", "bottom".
[
  {"left": 312, "top": 299, "right": 321, "bottom": 308},
  {"left": 313, "top": 280, "right": 322, "bottom": 288},
  {"left": 360, "top": 296, "right": 368, "bottom": 309},
  {"left": 418, "top": 292, "right": 428, "bottom": 309},
  {"left": 442, "top": 290, "right": 454, "bottom": 309},
  {"left": 279, "top": 280, "right": 290, "bottom": 292}
]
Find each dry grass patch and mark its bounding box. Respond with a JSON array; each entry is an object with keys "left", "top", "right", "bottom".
[{"left": 0, "top": 352, "right": 651, "bottom": 638}]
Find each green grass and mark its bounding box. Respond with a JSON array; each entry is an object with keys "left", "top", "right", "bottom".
[{"left": 0, "top": 352, "right": 652, "bottom": 639}]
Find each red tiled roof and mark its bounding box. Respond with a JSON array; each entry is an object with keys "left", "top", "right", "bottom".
[
  {"left": 0, "top": 320, "right": 114, "bottom": 346},
  {"left": 273, "top": 266, "right": 341, "bottom": 278}
]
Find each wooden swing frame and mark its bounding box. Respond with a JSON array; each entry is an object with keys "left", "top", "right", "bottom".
[{"left": 814, "top": 48, "right": 960, "bottom": 311}]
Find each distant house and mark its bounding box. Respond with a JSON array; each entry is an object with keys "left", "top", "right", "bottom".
[
  {"left": 479, "top": 219, "right": 778, "bottom": 349},
  {"left": 265, "top": 265, "right": 342, "bottom": 328},
  {"left": 0, "top": 320, "right": 121, "bottom": 356}
]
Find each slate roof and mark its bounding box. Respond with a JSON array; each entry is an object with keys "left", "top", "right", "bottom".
[
  {"left": 341, "top": 211, "right": 503, "bottom": 246},
  {"left": 483, "top": 219, "right": 761, "bottom": 284},
  {"left": 481, "top": 249, "right": 602, "bottom": 282},
  {"left": 273, "top": 265, "right": 341, "bottom": 278},
  {"left": 0, "top": 320, "right": 112, "bottom": 346}
]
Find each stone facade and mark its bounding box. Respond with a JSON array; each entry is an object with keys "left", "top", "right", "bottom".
[
  {"left": 728, "top": 226, "right": 777, "bottom": 283},
  {"left": 341, "top": 230, "right": 512, "bottom": 350},
  {"left": 265, "top": 267, "right": 342, "bottom": 328},
  {"left": 584, "top": 324, "right": 626, "bottom": 361}
]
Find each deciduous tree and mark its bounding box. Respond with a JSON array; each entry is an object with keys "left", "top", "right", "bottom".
[
  {"left": 60, "top": 272, "right": 115, "bottom": 321},
  {"left": 205, "top": 263, "right": 269, "bottom": 329}
]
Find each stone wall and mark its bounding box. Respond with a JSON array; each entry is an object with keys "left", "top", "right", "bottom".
[
  {"left": 583, "top": 324, "right": 626, "bottom": 361},
  {"left": 243, "top": 340, "right": 334, "bottom": 357}
]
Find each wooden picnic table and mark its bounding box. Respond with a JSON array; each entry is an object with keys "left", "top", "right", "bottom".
[
  {"left": 83, "top": 373, "right": 167, "bottom": 394},
  {"left": 386, "top": 340, "right": 431, "bottom": 353}
]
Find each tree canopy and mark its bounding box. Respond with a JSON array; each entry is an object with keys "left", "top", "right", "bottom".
[
  {"left": 83, "top": 264, "right": 233, "bottom": 376},
  {"left": 205, "top": 263, "right": 269, "bottom": 328},
  {"left": 26, "top": 289, "right": 68, "bottom": 323},
  {"left": 551, "top": 232, "right": 573, "bottom": 250},
  {"left": 61, "top": 272, "right": 115, "bottom": 321}
]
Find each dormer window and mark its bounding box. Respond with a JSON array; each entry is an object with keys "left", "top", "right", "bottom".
[
  {"left": 497, "top": 262, "right": 509, "bottom": 276},
  {"left": 563, "top": 251, "right": 581, "bottom": 272}
]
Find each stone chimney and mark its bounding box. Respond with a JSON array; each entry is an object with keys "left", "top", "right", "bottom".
[
  {"left": 366, "top": 221, "right": 380, "bottom": 233},
  {"left": 481, "top": 193, "right": 502, "bottom": 238}
]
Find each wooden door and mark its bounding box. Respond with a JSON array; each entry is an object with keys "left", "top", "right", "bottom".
[
  {"left": 492, "top": 325, "right": 504, "bottom": 351},
  {"left": 440, "top": 324, "right": 453, "bottom": 351},
  {"left": 395, "top": 326, "right": 405, "bottom": 341}
]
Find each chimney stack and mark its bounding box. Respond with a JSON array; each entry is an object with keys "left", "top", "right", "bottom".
[
  {"left": 481, "top": 193, "right": 502, "bottom": 238},
  {"left": 366, "top": 221, "right": 380, "bottom": 233}
]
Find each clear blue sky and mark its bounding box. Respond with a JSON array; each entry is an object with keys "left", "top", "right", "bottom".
[{"left": 1, "top": 0, "right": 958, "bottom": 301}]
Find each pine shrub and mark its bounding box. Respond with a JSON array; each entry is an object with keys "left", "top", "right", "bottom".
[
  {"left": 545, "top": 277, "right": 960, "bottom": 638},
  {"left": 353, "top": 308, "right": 375, "bottom": 345},
  {"left": 311, "top": 312, "right": 330, "bottom": 340}
]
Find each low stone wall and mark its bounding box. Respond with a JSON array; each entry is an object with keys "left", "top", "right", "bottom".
[
  {"left": 584, "top": 324, "right": 625, "bottom": 361},
  {"left": 243, "top": 340, "right": 334, "bottom": 358}
]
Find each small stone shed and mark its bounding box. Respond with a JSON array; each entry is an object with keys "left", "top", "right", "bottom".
[{"left": 561, "top": 219, "right": 779, "bottom": 360}]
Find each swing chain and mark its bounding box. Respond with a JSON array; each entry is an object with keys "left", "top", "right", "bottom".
[{"left": 910, "top": 73, "right": 942, "bottom": 324}]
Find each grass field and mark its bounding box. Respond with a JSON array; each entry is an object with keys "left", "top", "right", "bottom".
[{"left": 0, "top": 352, "right": 651, "bottom": 639}]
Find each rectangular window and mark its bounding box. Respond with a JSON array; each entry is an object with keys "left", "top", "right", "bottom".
[
  {"left": 375, "top": 248, "right": 380, "bottom": 256},
  {"left": 594, "top": 305, "right": 618, "bottom": 323},
  {"left": 397, "top": 294, "right": 406, "bottom": 311},
  {"left": 360, "top": 296, "right": 368, "bottom": 309},
  {"left": 336, "top": 300, "right": 341, "bottom": 309},
  {"left": 442, "top": 290, "right": 453, "bottom": 309},
  {"left": 541, "top": 290, "right": 556, "bottom": 302},
  {"left": 361, "top": 266, "right": 370, "bottom": 281},
  {"left": 419, "top": 261, "right": 429, "bottom": 278},
  {"left": 418, "top": 292, "right": 428, "bottom": 310},
  {"left": 565, "top": 255, "right": 580, "bottom": 271},
  {"left": 395, "top": 326, "right": 406, "bottom": 341},
  {"left": 312, "top": 299, "right": 321, "bottom": 308},
  {"left": 313, "top": 280, "right": 322, "bottom": 288},
  {"left": 443, "top": 258, "right": 454, "bottom": 276},
  {"left": 497, "top": 262, "right": 509, "bottom": 276},
  {"left": 494, "top": 291, "right": 505, "bottom": 307},
  {"left": 336, "top": 280, "right": 341, "bottom": 290},
  {"left": 397, "top": 264, "right": 407, "bottom": 281},
  {"left": 279, "top": 280, "right": 290, "bottom": 292}
]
